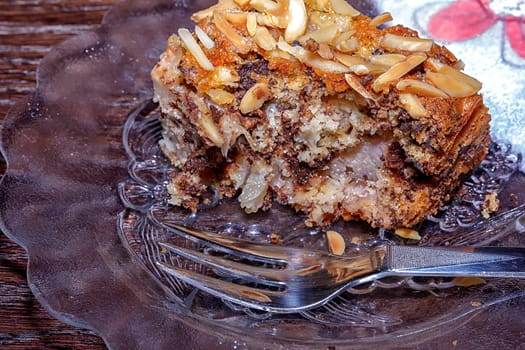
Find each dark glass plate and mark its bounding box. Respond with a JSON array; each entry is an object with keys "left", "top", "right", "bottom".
[{"left": 1, "top": 1, "right": 525, "bottom": 349}]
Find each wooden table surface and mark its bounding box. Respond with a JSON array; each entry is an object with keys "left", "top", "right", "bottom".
[
  {"left": 0, "top": 1, "right": 119, "bottom": 348},
  {"left": 2, "top": 1, "right": 525, "bottom": 349}
]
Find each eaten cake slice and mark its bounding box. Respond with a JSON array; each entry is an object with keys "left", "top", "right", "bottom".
[{"left": 151, "top": 0, "right": 490, "bottom": 229}]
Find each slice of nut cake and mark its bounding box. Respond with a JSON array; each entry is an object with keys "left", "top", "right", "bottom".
[{"left": 151, "top": 0, "right": 490, "bottom": 228}]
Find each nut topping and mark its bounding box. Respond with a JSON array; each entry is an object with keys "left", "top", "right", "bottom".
[
  {"left": 254, "top": 25, "right": 277, "bottom": 50},
  {"left": 285, "top": 0, "right": 307, "bottom": 42},
  {"left": 369, "top": 12, "right": 393, "bottom": 28},
  {"left": 326, "top": 230, "right": 346, "bottom": 255},
  {"left": 399, "top": 93, "right": 427, "bottom": 118},
  {"left": 344, "top": 73, "right": 377, "bottom": 101},
  {"left": 394, "top": 228, "right": 421, "bottom": 240},
  {"left": 329, "top": 0, "right": 361, "bottom": 17},
  {"left": 425, "top": 58, "right": 482, "bottom": 97},
  {"left": 381, "top": 33, "right": 434, "bottom": 52},
  {"left": 214, "top": 12, "right": 252, "bottom": 54},
  {"left": 246, "top": 12, "right": 258, "bottom": 36},
  {"left": 195, "top": 25, "right": 215, "bottom": 49},
  {"left": 372, "top": 53, "right": 427, "bottom": 92},
  {"left": 396, "top": 79, "right": 448, "bottom": 97},
  {"left": 178, "top": 28, "right": 215, "bottom": 71},
  {"left": 240, "top": 82, "right": 271, "bottom": 114}
]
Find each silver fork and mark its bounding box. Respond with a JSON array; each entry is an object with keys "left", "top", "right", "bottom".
[{"left": 156, "top": 220, "right": 525, "bottom": 314}]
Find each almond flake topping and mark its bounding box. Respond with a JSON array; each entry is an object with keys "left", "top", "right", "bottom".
[
  {"left": 178, "top": 28, "right": 215, "bottom": 71},
  {"left": 399, "top": 93, "right": 427, "bottom": 118},
  {"left": 177, "top": 0, "right": 483, "bottom": 101},
  {"left": 396, "top": 79, "right": 448, "bottom": 97},
  {"left": 344, "top": 73, "right": 377, "bottom": 101},
  {"left": 284, "top": 0, "right": 308, "bottom": 42},
  {"left": 240, "top": 82, "right": 271, "bottom": 114},
  {"left": 369, "top": 12, "right": 393, "bottom": 28},
  {"left": 195, "top": 25, "right": 215, "bottom": 49},
  {"left": 372, "top": 53, "right": 427, "bottom": 92},
  {"left": 214, "top": 12, "right": 252, "bottom": 54},
  {"left": 247, "top": 12, "right": 258, "bottom": 36},
  {"left": 329, "top": 0, "right": 361, "bottom": 17},
  {"left": 254, "top": 25, "right": 277, "bottom": 50},
  {"left": 326, "top": 230, "right": 346, "bottom": 256},
  {"left": 381, "top": 33, "right": 434, "bottom": 52}
]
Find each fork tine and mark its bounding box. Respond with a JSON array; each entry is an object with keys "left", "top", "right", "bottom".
[
  {"left": 157, "top": 261, "right": 283, "bottom": 307},
  {"left": 162, "top": 221, "right": 293, "bottom": 263},
  {"left": 159, "top": 242, "right": 288, "bottom": 285}
]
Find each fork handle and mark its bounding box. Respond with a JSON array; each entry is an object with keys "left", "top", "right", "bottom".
[{"left": 385, "top": 246, "right": 525, "bottom": 278}]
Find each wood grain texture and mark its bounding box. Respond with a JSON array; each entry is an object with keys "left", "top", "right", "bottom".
[{"left": 0, "top": 1, "right": 120, "bottom": 348}]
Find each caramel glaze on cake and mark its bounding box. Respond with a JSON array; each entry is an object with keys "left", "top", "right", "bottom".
[{"left": 151, "top": 0, "right": 490, "bottom": 229}]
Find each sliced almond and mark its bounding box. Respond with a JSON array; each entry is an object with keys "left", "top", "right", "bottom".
[
  {"left": 381, "top": 33, "right": 434, "bottom": 52},
  {"left": 310, "top": 12, "right": 353, "bottom": 32},
  {"left": 285, "top": 0, "right": 308, "bottom": 42},
  {"left": 369, "top": 53, "right": 406, "bottom": 67},
  {"left": 255, "top": 12, "right": 288, "bottom": 28},
  {"left": 278, "top": 38, "right": 350, "bottom": 72},
  {"left": 369, "top": 12, "right": 393, "bottom": 28},
  {"left": 246, "top": 12, "right": 258, "bottom": 36},
  {"left": 335, "top": 52, "right": 384, "bottom": 75},
  {"left": 329, "top": 0, "right": 361, "bottom": 17},
  {"left": 344, "top": 73, "right": 377, "bottom": 101},
  {"left": 201, "top": 119, "right": 225, "bottom": 147},
  {"left": 396, "top": 79, "right": 449, "bottom": 97},
  {"left": 254, "top": 26, "right": 277, "bottom": 50},
  {"left": 300, "top": 24, "right": 339, "bottom": 44},
  {"left": 426, "top": 58, "right": 482, "bottom": 95},
  {"left": 394, "top": 228, "right": 421, "bottom": 240},
  {"left": 214, "top": 12, "right": 252, "bottom": 54},
  {"left": 326, "top": 230, "right": 345, "bottom": 256},
  {"left": 334, "top": 52, "right": 367, "bottom": 66},
  {"left": 195, "top": 25, "right": 215, "bottom": 49},
  {"left": 194, "top": 101, "right": 225, "bottom": 147},
  {"left": 372, "top": 53, "right": 427, "bottom": 92},
  {"left": 425, "top": 57, "right": 447, "bottom": 71},
  {"left": 222, "top": 12, "right": 249, "bottom": 25},
  {"left": 302, "top": 52, "right": 351, "bottom": 72},
  {"left": 333, "top": 30, "right": 359, "bottom": 53},
  {"left": 207, "top": 88, "right": 235, "bottom": 105},
  {"left": 453, "top": 277, "right": 486, "bottom": 287},
  {"left": 426, "top": 71, "right": 481, "bottom": 98},
  {"left": 427, "top": 58, "right": 481, "bottom": 88},
  {"left": 399, "top": 93, "right": 427, "bottom": 118},
  {"left": 178, "top": 28, "right": 215, "bottom": 71},
  {"left": 209, "top": 66, "right": 240, "bottom": 87},
  {"left": 336, "top": 37, "right": 359, "bottom": 53},
  {"left": 317, "top": 43, "right": 334, "bottom": 59},
  {"left": 234, "top": 0, "right": 251, "bottom": 6},
  {"left": 250, "top": 0, "right": 280, "bottom": 12},
  {"left": 240, "top": 82, "right": 271, "bottom": 114},
  {"left": 250, "top": 0, "right": 288, "bottom": 17}
]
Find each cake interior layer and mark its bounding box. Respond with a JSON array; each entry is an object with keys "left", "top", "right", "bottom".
[{"left": 153, "top": 69, "right": 481, "bottom": 228}]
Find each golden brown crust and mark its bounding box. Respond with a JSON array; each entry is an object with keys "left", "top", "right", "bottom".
[{"left": 151, "top": 0, "right": 491, "bottom": 229}]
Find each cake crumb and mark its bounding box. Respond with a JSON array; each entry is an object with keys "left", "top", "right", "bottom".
[
  {"left": 270, "top": 233, "right": 282, "bottom": 245},
  {"left": 481, "top": 191, "right": 500, "bottom": 219}
]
